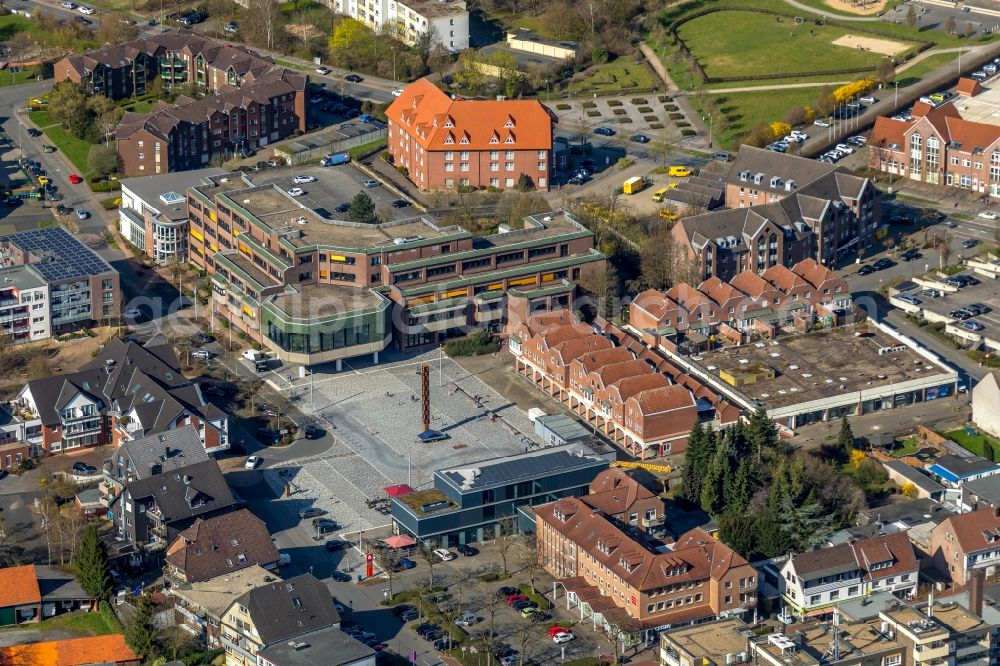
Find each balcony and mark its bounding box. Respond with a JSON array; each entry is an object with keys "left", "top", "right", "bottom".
[
  {"left": 641, "top": 514, "right": 664, "bottom": 528},
  {"left": 802, "top": 576, "right": 861, "bottom": 596},
  {"left": 221, "top": 633, "right": 257, "bottom": 662}
]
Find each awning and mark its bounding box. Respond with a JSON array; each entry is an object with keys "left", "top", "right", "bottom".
[
  {"left": 384, "top": 484, "right": 414, "bottom": 497},
  {"left": 382, "top": 535, "right": 417, "bottom": 549}
]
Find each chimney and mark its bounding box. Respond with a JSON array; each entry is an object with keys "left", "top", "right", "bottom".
[
  {"left": 928, "top": 589, "right": 934, "bottom": 618},
  {"left": 970, "top": 569, "right": 985, "bottom": 617}
]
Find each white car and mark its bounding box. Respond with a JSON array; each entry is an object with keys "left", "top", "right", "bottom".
[
  {"left": 315, "top": 66, "right": 331, "bottom": 75},
  {"left": 433, "top": 548, "right": 456, "bottom": 561},
  {"left": 287, "top": 187, "right": 305, "bottom": 197},
  {"left": 245, "top": 456, "right": 262, "bottom": 469},
  {"left": 978, "top": 211, "right": 999, "bottom": 220},
  {"left": 77, "top": 5, "right": 95, "bottom": 13},
  {"left": 293, "top": 175, "right": 316, "bottom": 184},
  {"left": 122, "top": 308, "right": 142, "bottom": 319},
  {"left": 834, "top": 143, "right": 854, "bottom": 154},
  {"left": 60, "top": 0, "right": 76, "bottom": 7},
  {"left": 392, "top": 88, "right": 404, "bottom": 97},
  {"left": 814, "top": 119, "right": 831, "bottom": 127},
  {"left": 859, "top": 95, "right": 877, "bottom": 104},
  {"left": 553, "top": 632, "right": 574, "bottom": 644},
  {"left": 790, "top": 130, "right": 808, "bottom": 141},
  {"left": 191, "top": 350, "right": 214, "bottom": 360}
]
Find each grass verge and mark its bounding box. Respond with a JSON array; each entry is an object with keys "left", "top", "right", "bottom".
[
  {"left": 28, "top": 110, "right": 54, "bottom": 128},
  {"left": 348, "top": 139, "right": 387, "bottom": 161},
  {"left": 0, "top": 606, "right": 122, "bottom": 637},
  {"left": 693, "top": 86, "right": 824, "bottom": 149},
  {"left": 943, "top": 428, "right": 1000, "bottom": 460},
  {"left": 39, "top": 124, "right": 94, "bottom": 176},
  {"left": 566, "top": 58, "right": 658, "bottom": 95}
]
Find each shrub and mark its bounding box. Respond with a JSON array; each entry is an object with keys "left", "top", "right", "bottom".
[
  {"left": 586, "top": 110, "right": 601, "bottom": 117},
  {"left": 443, "top": 329, "right": 500, "bottom": 357},
  {"left": 644, "top": 115, "right": 658, "bottom": 122},
  {"left": 658, "top": 95, "right": 670, "bottom": 102},
  {"left": 676, "top": 122, "right": 691, "bottom": 128},
  {"left": 650, "top": 123, "right": 665, "bottom": 129},
  {"left": 616, "top": 157, "right": 634, "bottom": 169},
  {"left": 380, "top": 150, "right": 391, "bottom": 162},
  {"left": 681, "top": 129, "right": 696, "bottom": 136},
  {"left": 630, "top": 98, "right": 648, "bottom": 105},
  {"left": 556, "top": 103, "right": 571, "bottom": 110},
  {"left": 612, "top": 109, "right": 626, "bottom": 115},
  {"left": 90, "top": 180, "right": 121, "bottom": 193},
  {"left": 669, "top": 113, "right": 684, "bottom": 120},
  {"left": 396, "top": 165, "right": 409, "bottom": 176},
  {"left": 582, "top": 101, "right": 597, "bottom": 108},
  {"left": 638, "top": 106, "right": 653, "bottom": 114},
  {"left": 607, "top": 100, "right": 623, "bottom": 107},
  {"left": 665, "top": 105, "right": 679, "bottom": 112}
]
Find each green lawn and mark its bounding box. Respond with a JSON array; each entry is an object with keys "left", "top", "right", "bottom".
[
  {"left": 347, "top": 139, "right": 387, "bottom": 160},
  {"left": 0, "top": 15, "right": 44, "bottom": 41},
  {"left": 28, "top": 110, "right": 54, "bottom": 128},
  {"left": 891, "top": 436, "right": 922, "bottom": 457},
  {"left": 0, "top": 607, "right": 121, "bottom": 637},
  {"left": 0, "top": 66, "right": 43, "bottom": 88},
  {"left": 676, "top": 10, "right": 915, "bottom": 81},
  {"left": 40, "top": 124, "right": 95, "bottom": 176},
  {"left": 944, "top": 427, "right": 1000, "bottom": 460},
  {"left": 895, "top": 51, "right": 965, "bottom": 86},
  {"left": 697, "top": 86, "right": 826, "bottom": 149},
  {"left": 566, "top": 58, "right": 658, "bottom": 95}
]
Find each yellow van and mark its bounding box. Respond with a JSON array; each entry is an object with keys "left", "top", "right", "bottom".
[
  {"left": 667, "top": 166, "right": 691, "bottom": 178},
  {"left": 652, "top": 187, "right": 669, "bottom": 202}
]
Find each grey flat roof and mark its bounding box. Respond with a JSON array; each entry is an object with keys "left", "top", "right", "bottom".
[
  {"left": 963, "top": 475, "right": 1000, "bottom": 504},
  {"left": 121, "top": 168, "right": 224, "bottom": 221},
  {"left": 1, "top": 227, "right": 115, "bottom": 282},
  {"left": 0, "top": 264, "right": 45, "bottom": 290},
  {"left": 254, "top": 627, "right": 374, "bottom": 666},
  {"left": 883, "top": 459, "right": 947, "bottom": 495},
  {"left": 535, "top": 413, "right": 592, "bottom": 442},
  {"left": 934, "top": 454, "right": 999, "bottom": 478},
  {"left": 437, "top": 443, "right": 612, "bottom": 493}
]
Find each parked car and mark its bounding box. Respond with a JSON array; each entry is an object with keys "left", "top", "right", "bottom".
[
  {"left": 392, "top": 88, "right": 404, "bottom": 97},
  {"left": 433, "top": 548, "right": 455, "bottom": 561},
  {"left": 363, "top": 179, "right": 380, "bottom": 188},
  {"left": 315, "top": 66, "right": 331, "bottom": 75},
  {"left": 873, "top": 258, "right": 894, "bottom": 271},
  {"left": 859, "top": 95, "right": 877, "bottom": 104},
  {"left": 245, "top": 456, "right": 262, "bottom": 469},
  {"left": 122, "top": 308, "right": 142, "bottom": 319},
  {"left": 896, "top": 294, "right": 921, "bottom": 306},
  {"left": 814, "top": 119, "right": 831, "bottom": 127},
  {"left": 455, "top": 612, "right": 478, "bottom": 626},
  {"left": 335, "top": 202, "right": 350, "bottom": 213},
  {"left": 299, "top": 507, "right": 324, "bottom": 519},
  {"left": 857, "top": 264, "right": 875, "bottom": 276},
  {"left": 71, "top": 462, "right": 97, "bottom": 475},
  {"left": 326, "top": 539, "right": 349, "bottom": 552},
  {"left": 963, "top": 238, "right": 980, "bottom": 249},
  {"left": 593, "top": 127, "right": 616, "bottom": 136},
  {"left": 548, "top": 626, "right": 570, "bottom": 638},
  {"left": 344, "top": 74, "right": 363, "bottom": 82},
  {"left": 901, "top": 249, "right": 921, "bottom": 262},
  {"left": 961, "top": 320, "right": 985, "bottom": 332},
  {"left": 287, "top": 187, "right": 305, "bottom": 197},
  {"left": 667, "top": 166, "right": 691, "bottom": 177},
  {"left": 293, "top": 174, "right": 316, "bottom": 184},
  {"left": 552, "top": 632, "right": 574, "bottom": 643},
  {"left": 511, "top": 600, "right": 536, "bottom": 611},
  {"left": 507, "top": 593, "right": 528, "bottom": 605},
  {"left": 398, "top": 557, "right": 416, "bottom": 569},
  {"left": 41, "top": 144, "right": 56, "bottom": 153},
  {"left": 400, "top": 609, "right": 419, "bottom": 621},
  {"left": 191, "top": 350, "right": 215, "bottom": 360},
  {"left": 979, "top": 211, "right": 999, "bottom": 220},
  {"left": 950, "top": 309, "right": 972, "bottom": 320},
  {"left": 968, "top": 303, "right": 990, "bottom": 315},
  {"left": 68, "top": 174, "right": 83, "bottom": 184},
  {"left": 497, "top": 587, "right": 520, "bottom": 598},
  {"left": 391, "top": 199, "right": 409, "bottom": 208},
  {"left": 415, "top": 624, "right": 439, "bottom": 638},
  {"left": 456, "top": 544, "right": 478, "bottom": 557},
  {"left": 630, "top": 134, "right": 650, "bottom": 143},
  {"left": 224, "top": 21, "right": 238, "bottom": 32},
  {"left": 331, "top": 569, "right": 351, "bottom": 582}
]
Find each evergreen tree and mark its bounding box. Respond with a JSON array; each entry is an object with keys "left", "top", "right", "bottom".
[
  {"left": 124, "top": 591, "right": 157, "bottom": 660},
  {"left": 718, "top": 512, "right": 757, "bottom": 560},
  {"left": 984, "top": 439, "right": 996, "bottom": 463},
  {"left": 746, "top": 407, "right": 778, "bottom": 458},
  {"left": 754, "top": 511, "right": 788, "bottom": 558},
  {"left": 700, "top": 444, "right": 727, "bottom": 515},
  {"left": 347, "top": 191, "right": 379, "bottom": 224},
  {"left": 74, "top": 525, "right": 112, "bottom": 607},
  {"left": 725, "top": 458, "right": 753, "bottom": 512},
  {"left": 680, "top": 421, "right": 712, "bottom": 504},
  {"left": 837, "top": 416, "right": 855, "bottom": 453}
]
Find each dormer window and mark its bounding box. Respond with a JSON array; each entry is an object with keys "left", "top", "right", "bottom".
[
  {"left": 490, "top": 134, "right": 499, "bottom": 144},
  {"left": 504, "top": 134, "right": 515, "bottom": 144},
  {"left": 504, "top": 115, "right": 515, "bottom": 128},
  {"left": 444, "top": 135, "right": 454, "bottom": 145},
  {"left": 459, "top": 135, "right": 469, "bottom": 145}
]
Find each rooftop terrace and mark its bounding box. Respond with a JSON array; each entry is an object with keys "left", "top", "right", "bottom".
[
  {"left": 691, "top": 325, "right": 951, "bottom": 410},
  {"left": 661, "top": 619, "right": 750, "bottom": 661},
  {"left": 756, "top": 617, "right": 904, "bottom": 665},
  {"left": 267, "top": 282, "right": 388, "bottom": 321}
]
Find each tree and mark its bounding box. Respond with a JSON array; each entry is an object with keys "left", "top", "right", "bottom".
[
  {"left": 75, "top": 525, "right": 113, "bottom": 607},
  {"left": 700, "top": 445, "right": 727, "bottom": 515},
  {"left": 48, "top": 81, "right": 92, "bottom": 138},
  {"left": 347, "top": 191, "right": 379, "bottom": 225},
  {"left": 125, "top": 591, "right": 158, "bottom": 659},
  {"left": 417, "top": 543, "right": 440, "bottom": 589},
  {"left": 89, "top": 145, "right": 119, "bottom": 179},
  {"left": 940, "top": 238, "right": 952, "bottom": 268},
  {"left": 494, "top": 516, "right": 519, "bottom": 574},
  {"left": 875, "top": 58, "right": 895, "bottom": 85},
  {"left": 96, "top": 110, "right": 123, "bottom": 146},
  {"left": 245, "top": 0, "right": 279, "bottom": 50},
  {"left": 237, "top": 375, "right": 264, "bottom": 413},
  {"left": 374, "top": 547, "right": 400, "bottom": 597},
  {"left": 426, "top": 44, "right": 453, "bottom": 79},
  {"left": 718, "top": 512, "right": 758, "bottom": 560},
  {"left": 517, "top": 535, "right": 543, "bottom": 591},
  {"left": 965, "top": 21, "right": 975, "bottom": 38},
  {"left": 0, "top": 511, "right": 19, "bottom": 568},
  {"left": 837, "top": 415, "right": 855, "bottom": 453},
  {"left": 906, "top": 4, "right": 917, "bottom": 27},
  {"left": 680, "top": 421, "right": 712, "bottom": 504},
  {"left": 158, "top": 625, "right": 197, "bottom": 662},
  {"left": 814, "top": 85, "right": 836, "bottom": 117},
  {"left": 746, "top": 407, "right": 778, "bottom": 459},
  {"left": 576, "top": 262, "right": 619, "bottom": 322},
  {"left": 900, "top": 482, "right": 919, "bottom": 498}
]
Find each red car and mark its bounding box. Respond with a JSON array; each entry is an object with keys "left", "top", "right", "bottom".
[
  {"left": 548, "top": 626, "right": 569, "bottom": 638},
  {"left": 507, "top": 594, "right": 528, "bottom": 606},
  {"left": 68, "top": 174, "right": 83, "bottom": 184}
]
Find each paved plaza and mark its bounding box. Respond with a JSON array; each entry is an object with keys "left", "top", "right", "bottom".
[{"left": 265, "top": 351, "right": 541, "bottom": 534}]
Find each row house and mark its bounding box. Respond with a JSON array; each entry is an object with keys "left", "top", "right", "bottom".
[
  {"left": 630, "top": 258, "right": 851, "bottom": 350},
  {"left": 108, "top": 457, "right": 236, "bottom": 568},
  {"left": 115, "top": 69, "right": 306, "bottom": 177},
  {"left": 56, "top": 30, "right": 295, "bottom": 101},
  {"left": 673, "top": 147, "right": 879, "bottom": 282},
  {"left": 779, "top": 531, "right": 918, "bottom": 617},
  {"left": 386, "top": 78, "right": 554, "bottom": 191},
  {"left": 11, "top": 339, "right": 229, "bottom": 458},
  {"left": 869, "top": 80, "right": 1000, "bottom": 198},
  {"left": 930, "top": 506, "right": 1000, "bottom": 585},
  {"left": 186, "top": 170, "right": 602, "bottom": 365},
  {"left": 536, "top": 496, "right": 756, "bottom": 641}
]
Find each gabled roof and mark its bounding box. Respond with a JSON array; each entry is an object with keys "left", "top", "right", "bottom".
[
  {"left": 386, "top": 78, "right": 553, "bottom": 151},
  {"left": 166, "top": 508, "right": 279, "bottom": 583},
  {"left": 730, "top": 271, "right": 778, "bottom": 300},
  {"left": 607, "top": 373, "right": 671, "bottom": 404},
  {"left": 582, "top": 468, "right": 658, "bottom": 516},
  {"left": 233, "top": 573, "right": 340, "bottom": 645},
  {"left": 117, "top": 425, "right": 208, "bottom": 480},
  {"left": 935, "top": 507, "right": 1000, "bottom": 554},
  {"left": 628, "top": 385, "right": 696, "bottom": 417},
  {"left": 122, "top": 458, "right": 235, "bottom": 524},
  {"left": 956, "top": 77, "right": 982, "bottom": 97},
  {"left": 535, "top": 322, "right": 594, "bottom": 351},
  {"left": 549, "top": 335, "right": 613, "bottom": 367},
  {"left": 632, "top": 289, "right": 683, "bottom": 321},
  {"left": 697, "top": 276, "right": 744, "bottom": 305},
  {"left": 0, "top": 634, "right": 138, "bottom": 666},
  {"left": 791, "top": 258, "right": 838, "bottom": 290},
  {"left": 589, "top": 359, "right": 651, "bottom": 388},
  {"left": 571, "top": 346, "right": 634, "bottom": 375},
  {"left": 787, "top": 532, "right": 917, "bottom": 581},
  {"left": 870, "top": 116, "right": 908, "bottom": 149},
  {"left": 762, "top": 264, "right": 808, "bottom": 292},
  {"left": 0, "top": 564, "right": 41, "bottom": 607}
]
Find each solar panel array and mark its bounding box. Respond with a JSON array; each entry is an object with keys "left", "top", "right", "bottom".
[
  {"left": 1, "top": 227, "right": 114, "bottom": 282},
  {"left": 442, "top": 449, "right": 599, "bottom": 491}
]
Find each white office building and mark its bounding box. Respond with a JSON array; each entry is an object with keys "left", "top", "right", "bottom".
[{"left": 329, "top": 0, "right": 469, "bottom": 51}]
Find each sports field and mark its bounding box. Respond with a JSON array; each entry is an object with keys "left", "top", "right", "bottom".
[{"left": 676, "top": 11, "right": 918, "bottom": 80}]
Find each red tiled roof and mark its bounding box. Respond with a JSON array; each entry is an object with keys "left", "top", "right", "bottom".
[
  {"left": 956, "top": 77, "right": 982, "bottom": 97},
  {"left": 386, "top": 78, "right": 553, "bottom": 151},
  {"left": 870, "top": 116, "right": 909, "bottom": 149},
  {"left": 572, "top": 347, "right": 634, "bottom": 375},
  {"left": 0, "top": 564, "right": 41, "bottom": 608},
  {"left": 590, "top": 359, "right": 651, "bottom": 387},
  {"left": 791, "top": 258, "right": 836, "bottom": 290},
  {"left": 0, "top": 634, "right": 138, "bottom": 666},
  {"left": 936, "top": 507, "right": 1000, "bottom": 554},
  {"left": 549, "top": 335, "right": 613, "bottom": 367},
  {"left": 697, "top": 276, "right": 743, "bottom": 305},
  {"left": 762, "top": 264, "right": 808, "bottom": 292},
  {"left": 730, "top": 271, "right": 775, "bottom": 299},
  {"left": 632, "top": 289, "right": 681, "bottom": 321},
  {"left": 666, "top": 283, "right": 711, "bottom": 310},
  {"left": 516, "top": 310, "right": 577, "bottom": 337},
  {"left": 608, "top": 373, "right": 671, "bottom": 404},
  {"left": 943, "top": 116, "right": 1000, "bottom": 152},
  {"left": 630, "top": 385, "right": 696, "bottom": 416}
]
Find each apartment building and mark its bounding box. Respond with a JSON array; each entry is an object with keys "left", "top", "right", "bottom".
[
  {"left": 169, "top": 565, "right": 275, "bottom": 648},
  {"left": 930, "top": 507, "right": 1000, "bottom": 584},
  {"left": 390, "top": 443, "right": 613, "bottom": 547},
  {"left": 537, "top": 496, "right": 757, "bottom": 639},
  {"left": 659, "top": 618, "right": 753, "bottom": 666},
  {"left": 0, "top": 227, "right": 119, "bottom": 340},
  {"left": 778, "top": 532, "right": 918, "bottom": 617},
  {"left": 119, "top": 168, "right": 224, "bottom": 265},
  {"left": 583, "top": 467, "right": 665, "bottom": 534},
  {"left": 185, "top": 170, "right": 602, "bottom": 364},
  {"left": 101, "top": 426, "right": 208, "bottom": 508},
  {"left": 165, "top": 508, "right": 279, "bottom": 584},
  {"left": 10, "top": 340, "right": 230, "bottom": 457},
  {"left": 325, "top": 0, "right": 469, "bottom": 50},
  {"left": 869, "top": 80, "right": 1000, "bottom": 197},
  {"left": 109, "top": 457, "right": 236, "bottom": 565},
  {"left": 630, "top": 258, "right": 851, "bottom": 351},
  {"left": 220, "top": 574, "right": 340, "bottom": 666},
  {"left": 672, "top": 147, "right": 880, "bottom": 281},
  {"left": 386, "top": 78, "right": 553, "bottom": 191},
  {"left": 879, "top": 599, "right": 1000, "bottom": 666},
  {"left": 510, "top": 315, "right": 700, "bottom": 458}
]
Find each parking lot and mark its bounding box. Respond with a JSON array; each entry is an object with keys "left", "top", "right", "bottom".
[
  {"left": 882, "top": 2, "right": 998, "bottom": 38},
  {"left": 262, "top": 351, "right": 540, "bottom": 537},
  {"left": 902, "top": 272, "right": 1000, "bottom": 333},
  {"left": 253, "top": 163, "right": 412, "bottom": 221}
]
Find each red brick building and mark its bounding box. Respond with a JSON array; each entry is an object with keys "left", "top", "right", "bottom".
[
  {"left": 385, "top": 78, "right": 554, "bottom": 191},
  {"left": 869, "top": 80, "right": 1000, "bottom": 198}
]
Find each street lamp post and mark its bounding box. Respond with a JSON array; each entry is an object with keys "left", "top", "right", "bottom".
[{"left": 894, "top": 80, "right": 899, "bottom": 107}]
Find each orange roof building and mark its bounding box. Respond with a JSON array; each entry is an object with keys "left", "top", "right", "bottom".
[
  {"left": 385, "top": 78, "right": 554, "bottom": 191},
  {"left": 0, "top": 634, "right": 139, "bottom": 666}
]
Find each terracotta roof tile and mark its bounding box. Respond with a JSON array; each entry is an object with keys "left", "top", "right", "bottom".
[
  {"left": 549, "top": 335, "right": 613, "bottom": 367},
  {"left": 165, "top": 508, "right": 279, "bottom": 583},
  {"left": 632, "top": 289, "right": 682, "bottom": 321},
  {"left": 386, "top": 78, "right": 553, "bottom": 151},
  {"left": 572, "top": 347, "right": 634, "bottom": 375},
  {"left": 631, "top": 385, "right": 696, "bottom": 416},
  {"left": 591, "top": 359, "right": 651, "bottom": 387},
  {"left": 536, "top": 323, "right": 594, "bottom": 350},
  {"left": 936, "top": 507, "right": 1000, "bottom": 554},
  {"left": 729, "top": 271, "right": 775, "bottom": 300},
  {"left": 697, "top": 276, "right": 744, "bottom": 305},
  {"left": 608, "top": 373, "right": 671, "bottom": 403},
  {"left": 762, "top": 265, "right": 807, "bottom": 292},
  {"left": 0, "top": 564, "right": 41, "bottom": 607},
  {"left": 0, "top": 634, "right": 138, "bottom": 666},
  {"left": 791, "top": 258, "right": 836, "bottom": 290},
  {"left": 956, "top": 77, "right": 982, "bottom": 97}
]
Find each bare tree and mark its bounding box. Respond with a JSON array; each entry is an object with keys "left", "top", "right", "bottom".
[
  {"left": 96, "top": 112, "right": 121, "bottom": 146},
  {"left": 0, "top": 511, "right": 20, "bottom": 567},
  {"left": 511, "top": 622, "right": 540, "bottom": 666},
  {"left": 374, "top": 547, "right": 401, "bottom": 597},
  {"left": 245, "top": 0, "right": 279, "bottom": 50},
  {"left": 494, "top": 516, "right": 519, "bottom": 575},
  {"left": 517, "top": 535, "right": 543, "bottom": 592},
  {"left": 237, "top": 375, "right": 265, "bottom": 413},
  {"left": 940, "top": 236, "right": 952, "bottom": 269},
  {"left": 417, "top": 543, "right": 441, "bottom": 589},
  {"left": 159, "top": 625, "right": 197, "bottom": 662}
]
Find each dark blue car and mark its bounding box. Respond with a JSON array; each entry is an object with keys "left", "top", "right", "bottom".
[
  {"left": 399, "top": 557, "right": 416, "bottom": 569},
  {"left": 594, "top": 127, "right": 616, "bottom": 137}
]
